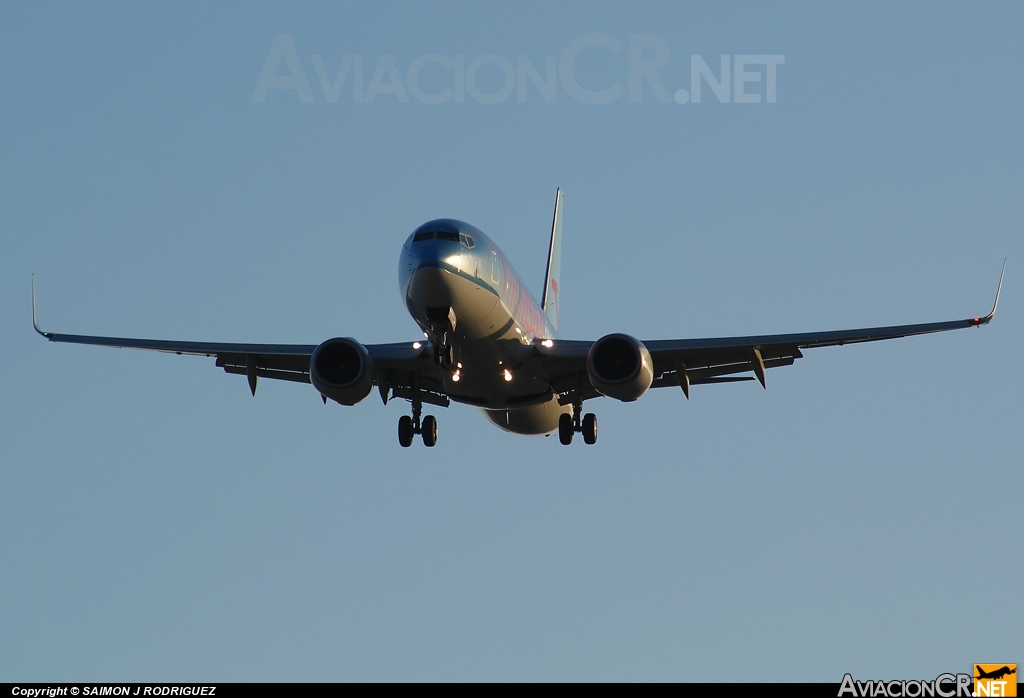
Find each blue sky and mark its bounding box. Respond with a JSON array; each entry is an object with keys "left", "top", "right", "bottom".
[{"left": 1, "top": 1, "right": 1021, "bottom": 682}]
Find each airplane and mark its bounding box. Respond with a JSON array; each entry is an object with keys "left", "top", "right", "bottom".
[
  {"left": 33, "top": 189, "right": 1004, "bottom": 447},
  {"left": 975, "top": 666, "right": 1016, "bottom": 681}
]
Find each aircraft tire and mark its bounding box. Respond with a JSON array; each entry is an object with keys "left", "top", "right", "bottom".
[
  {"left": 558, "top": 413, "right": 573, "bottom": 445},
  {"left": 582, "top": 413, "right": 597, "bottom": 445},
  {"left": 422, "top": 415, "right": 438, "bottom": 447},
  {"left": 445, "top": 343, "right": 455, "bottom": 366},
  {"left": 398, "top": 415, "right": 414, "bottom": 447}
]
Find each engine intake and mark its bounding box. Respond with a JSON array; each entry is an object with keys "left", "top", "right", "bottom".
[
  {"left": 586, "top": 333, "right": 653, "bottom": 402},
  {"left": 310, "top": 337, "right": 375, "bottom": 405}
]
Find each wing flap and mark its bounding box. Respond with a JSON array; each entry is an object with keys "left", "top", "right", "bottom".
[{"left": 221, "top": 364, "right": 311, "bottom": 384}]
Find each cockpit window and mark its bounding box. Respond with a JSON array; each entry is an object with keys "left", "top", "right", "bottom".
[{"left": 413, "top": 229, "right": 476, "bottom": 247}]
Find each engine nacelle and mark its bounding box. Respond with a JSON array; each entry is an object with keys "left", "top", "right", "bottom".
[
  {"left": 310, "top": 337, "right": 375, "bottom": 406},
  {"left": 586, "top": 333, "right": 654, "bottom": 402}
]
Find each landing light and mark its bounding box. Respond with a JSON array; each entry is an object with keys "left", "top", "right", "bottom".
[
  {"left": 515, "top": 327, "right": 521, "bottom": 334},
  {"left": 541, "top": 339, "right": 553, "bottom": 348},
  {"left": 452, "top": 372, "right": 460, "bottom": 382},
  {"left": 503, "top": 369, "right": 513, "bottom": 382},
  {"left": 412, "top": 342, "right": 422, "bottom": 349}
]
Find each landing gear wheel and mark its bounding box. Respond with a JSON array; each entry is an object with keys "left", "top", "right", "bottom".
[
  {"left": 582, "top": 413, "right": 598, "bottom": 445},
  {"left": 398, "top": 415, "right": 414, "bottom": 448},
  {"left": 558, "top": 413, "right": 574, "bottom": 445},
  {"left": 432, "top": 342, "right": 455, "bottom": 366},
  {"left": 421, "top": 415, "right": 438, "bottom": 447}
]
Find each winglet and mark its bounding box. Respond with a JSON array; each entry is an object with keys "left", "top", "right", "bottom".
[
  {"left": 31, "top": 275, "right": 49, "bottom": 337},
  {"left": 973, "top": 259, "right": 1005, "bottom": 326}
]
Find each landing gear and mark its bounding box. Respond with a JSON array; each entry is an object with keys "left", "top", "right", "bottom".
[
  {"left": 421, "top": 415, "right": 437, "bottom": 447},
  {"left": 582, "top": 413, "right": 598, "bottom": 445},
  {"left": 397, "top": 387, "right": 438, "bottom": 447},
  {"left": 398, "top": 415, "right": 414, "bottom": 448},
  {"left": 557, "top": 399, "right": 598, "bottom": 445},
  {"left": 558, "top": 413, "right": 574, "bottom": 445},
  {"left": 432, "top": 337, "right": 454, "bottom": 366}
]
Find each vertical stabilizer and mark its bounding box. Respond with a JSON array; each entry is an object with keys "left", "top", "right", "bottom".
[{"left": 541, "top": 188, "right": 563, "bottom": 332}]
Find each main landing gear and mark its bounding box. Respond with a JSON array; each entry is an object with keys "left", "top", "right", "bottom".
[
  {"left": 398, "top": 392, "right": 437, "bottom": 447},
  {"left": 558, "top": 399, "right": 597, "bottom": 445}
]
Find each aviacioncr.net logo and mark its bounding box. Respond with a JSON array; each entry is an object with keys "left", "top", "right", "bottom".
[
  {"left": 251, "top": 34, "right": 784, "bottom": 106},
  {"left": 838, "top": 673, "right": 973, "bottom": 698}
]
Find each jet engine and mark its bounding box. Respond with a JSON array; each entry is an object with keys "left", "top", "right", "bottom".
[
  {"left": 586, "top": 333, "right": 654, "bottom": 402},
  {"left": 310, "top": 337, "right": 375, "bottom": 405}
]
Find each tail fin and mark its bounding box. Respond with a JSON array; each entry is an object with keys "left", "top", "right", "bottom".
[{"left": 541, "top": 188, "right": 563, "bottom": 331}]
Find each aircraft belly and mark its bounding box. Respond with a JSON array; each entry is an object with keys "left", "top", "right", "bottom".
[
  {"left": 444, "top": 340, "right": 553, "bottom": 409},
  {"left": 482, "top": 397, "right": 571, "bottom": 435}
]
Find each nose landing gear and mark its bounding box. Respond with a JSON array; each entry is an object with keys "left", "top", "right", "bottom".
[
  {"left": 432, "top": 337, "right": 454, "bottom": 366},
  {"left": 426, "top": 306, "right": 457, "bottom": 367}
]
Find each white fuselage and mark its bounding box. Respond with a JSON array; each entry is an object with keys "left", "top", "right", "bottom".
[{"left": 399, "top": 219, "right": 571, "bottom": 434}]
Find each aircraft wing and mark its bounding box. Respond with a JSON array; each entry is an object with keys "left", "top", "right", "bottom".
[
  {"left": 31, "top": 277, "right": 444, "bottom": 400},
  {"left": 537, "top": 263, "right": 1004, "bottom": 398},
  {"left": 642, "top": 312, "right": 996, "bottom": 393}
]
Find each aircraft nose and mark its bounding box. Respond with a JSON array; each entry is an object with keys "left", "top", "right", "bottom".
[
  {"left": 409, "top": 238, "right": 466, "bottom": 272},
  {"left": 412, "top": 241, "right": 441, "bottom": 267},
  {"left": 402, "top": 227, "right": 477, "bottom": 307},
  {"left": 408, "top": 244, "right": 466, "bottom": 302}
]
